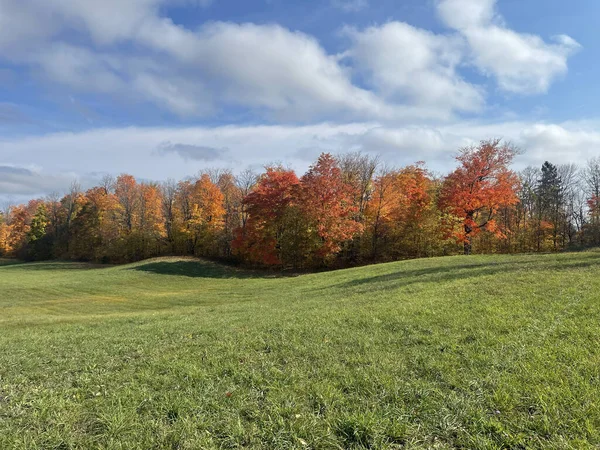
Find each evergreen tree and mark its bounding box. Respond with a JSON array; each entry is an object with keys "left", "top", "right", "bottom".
[{"left": 536, "top": 162, "right": 563, "bottom": 250}]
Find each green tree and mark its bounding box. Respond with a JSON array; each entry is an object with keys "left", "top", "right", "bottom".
[
  {"left": 536, "top": 162, "right": 563, "bottom": 250},
  {"left": 27, "top": 204, "right": 51, "bottom": 259}
]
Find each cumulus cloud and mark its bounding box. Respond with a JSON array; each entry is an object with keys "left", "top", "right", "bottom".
[
  {"left": 0, "top": 0, "right": 393, "bottom": 120},
  {"left": 436, "top": 0, "right": 581, "bottom": 94},
  {"left": 345, "top": 22, "right": 484, "bottom": 115},
  {"left": 436, "top": 0, "right": 498, "bottom": 30},
  {"left": 0, "top": 0, "right": 580, "bottom": 120},
  {"left": 164, "top": 22, "right": 393, "bottom": 120}
]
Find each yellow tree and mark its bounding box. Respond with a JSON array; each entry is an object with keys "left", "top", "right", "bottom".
[
  {"left": 188, "top": 174, "right": 225, "bottom": 256},
  {"left": 0, "top": 210, "right": 12, "bottom": 256},
  {"left": 138, "top": 183, "right": 166, "bottom": 258}
]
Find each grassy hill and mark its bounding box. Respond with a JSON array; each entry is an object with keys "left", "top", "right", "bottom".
[{"left": 1, "top": 252, "right": 600, "bottom": 449}]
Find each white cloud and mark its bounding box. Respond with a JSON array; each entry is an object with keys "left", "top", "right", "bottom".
[
  {"left": 3, "top": 120, "right": 600, "bottom": 200},
  {"left": 436, "top": 0, "right": 580, "bottom": 94},
  {"left": 0, "top": 0, "right": 212, "bottom": 49},
  {"left": 32, "top": 43, "right": 125, "bottom": 93},
  {"left": 0, "top": 0, "right": 394, "bottom": 120},
  {"left": 520, "top": 123, "right": 600, "bottom": 162},
  {"left": 345, "top": 22, "right": 484, "bottom": 115},
  {"left": 132, "top": 73, "right": 209, "bottom": 116},
  {"left": 465, "top": 29, "right": 580, "bottom": 94},
  {"left": 352, "top": 127, "right": 448, "bottom": 156},
  {"left": 436, "top": 0, "right": 498, "bottom": 31},
  {"left": 164, "top": 22, "right": 394, "bottom": 120},
  {"left": 0, "top": 0, "right": 580, "bottom": 120}
]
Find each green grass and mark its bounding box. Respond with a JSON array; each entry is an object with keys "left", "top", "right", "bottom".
[{"left": 1, "top": 252, "right": 600, "bottom": 449}]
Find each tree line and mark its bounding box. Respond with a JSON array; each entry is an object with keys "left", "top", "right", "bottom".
[{"left": 2, "top": 139, "right": 600, "bottom": 269}]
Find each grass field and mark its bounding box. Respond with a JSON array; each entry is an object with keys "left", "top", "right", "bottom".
[{"left": 1, "top": 252, "right": 600, "bottom": 449}]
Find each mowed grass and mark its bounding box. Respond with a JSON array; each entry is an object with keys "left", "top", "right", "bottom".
[{"left": 1, "top": 253, "right": 600, "bottom": 449}]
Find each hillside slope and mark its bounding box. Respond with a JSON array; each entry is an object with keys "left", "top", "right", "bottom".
[{"left": 1, "top": 252, "right": 600, "bottom": 449}]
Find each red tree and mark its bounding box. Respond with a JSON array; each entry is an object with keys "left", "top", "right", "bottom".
[
  {"left": 438, "top": 139, "right": 520, "bottom": 255},
  {"left": 298, "top": 153, "right": 362, "bottom": 263},
  {"left": 232, "top": 167, "right": 300, "bottom": 266}
]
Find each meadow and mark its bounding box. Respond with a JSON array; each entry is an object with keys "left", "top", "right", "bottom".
[{"left": 1, "top": 252, "right": 599, "bottom": 449}]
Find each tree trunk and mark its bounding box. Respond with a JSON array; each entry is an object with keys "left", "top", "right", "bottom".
[
  {"left": 464, "top": 220, "right": 473, "bottom": 255},
  {"left": 464, "top": 237, "right": 472, "bottom": 255}
]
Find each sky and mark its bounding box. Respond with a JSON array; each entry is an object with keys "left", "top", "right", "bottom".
[{"left": 1, "top": 0, "right": 599, "bottom": 203}]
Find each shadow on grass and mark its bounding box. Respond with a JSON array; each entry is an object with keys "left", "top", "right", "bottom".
[
  {"left": 0, "top": 259, "right": 23, "bottom": 267},
  {"left": 332, "top": 251, "right": 600, "bottom": 293},
  {"left": 130, "top": 260, "right": 286, "bottom": 279},
  {"left": 1, "top": 261, "right": 108, "bottom": 271}
]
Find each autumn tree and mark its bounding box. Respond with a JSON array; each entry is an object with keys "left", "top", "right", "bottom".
[
  {"left": 0, "top": 209, "right": 11, "bottom": 257},
  {"left": 13, "top": 143, "right": 600, "bottom": 266},
  {"left": 6, "top": 202, "right": 39, "bottom": 258},
  {"left": 138, "top": 183, "right": 165, "bottom": 258},
  {"left": 388, "top": 164, "right": 436, "bottom": 258},
  {"left": 214, "top": 170, "right": 243, "bottom": 257},
  {"left": 27, "top": 203, "right": 52, "bottom": 259},
  {"left": 188, "top": 174, "right": 225, "bottom": 256},
  {"left": 114, "top": 174, "right": 139, "bottom": 234},
  {"left": 28, "top": 204, "right": 48, "bottom": 242},
  {"left": 364, "top": 168, "right": 399, "bottom": 259},
  {"left": 297, "top": 153, "right": 362, "bottom": 266},
  {"left": 439, "top": 139, "right": 520, "bottom": 255},
  {"left": 232, "top": 167, "right": 300, "bottom": 266},
  {"left": 69, "top": 187, "right": 119, "bottom": 261},
  {"left": 365, "top": 164, "right": 437, "bottom": 260}
]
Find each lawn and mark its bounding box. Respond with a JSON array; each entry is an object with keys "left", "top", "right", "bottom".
[{"left": 1, "top": 252, "right": 599, "bottom": 449}]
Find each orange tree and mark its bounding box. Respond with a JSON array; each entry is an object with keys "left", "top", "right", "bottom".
[{"left": 438, "top": 139, "right": 520, "bottom": 255}]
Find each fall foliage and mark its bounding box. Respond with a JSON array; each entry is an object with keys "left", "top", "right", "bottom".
[
  {"left": 297, "top": 154, "right": 362, "bottom": 265},
  {"left": 232, "top": 167, "right": 299, "bottom": 266},
  {"left": 438, "top": 139, "right": 521, "bottom": 255},
  {"left": 4, "top": 142, "right": 600, "bottom": 268}
]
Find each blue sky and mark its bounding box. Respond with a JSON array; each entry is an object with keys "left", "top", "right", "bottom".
[{"left": 1, "top": 0, "right": 599, "bottom": 203}]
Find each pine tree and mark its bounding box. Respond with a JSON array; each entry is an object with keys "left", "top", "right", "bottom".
[{"left": 536, "top": 162, "right": 563, "bottom": 250}]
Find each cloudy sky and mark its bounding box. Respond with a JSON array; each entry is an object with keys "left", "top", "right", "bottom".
[{"left": 1, "top": 0, "right": 598, "bottom": 203}]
